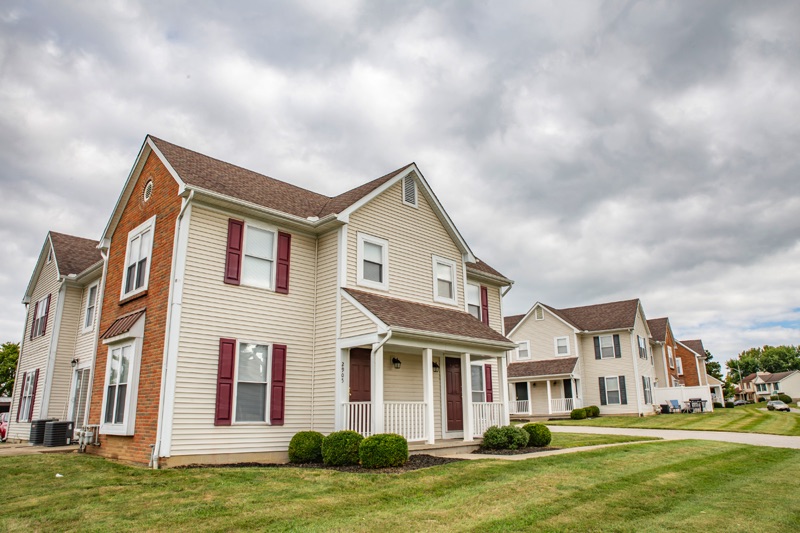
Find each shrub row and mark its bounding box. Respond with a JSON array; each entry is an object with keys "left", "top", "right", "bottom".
[
  {"left": 725, "top": 401, "right": 734, "bottom": 408},
  {"left": 482, "top": 423, "right": 552, "bottom": 450},
  {"left": 288, "top": 430, "right": 408, "bottom": 468},
  {"left": 570, "top": 405, "right": 599, "bottom": 419}
]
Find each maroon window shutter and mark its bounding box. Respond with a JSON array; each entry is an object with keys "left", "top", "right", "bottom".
[
  {"left": 41, "top": 295, "right": 51, "bottom": 336},
  {"left": 275, "top": 232, "right": 291, "bottom": 294},
  {"left": 16, "top": 371, "right": 27, "bottom": 422},
  {"left": 484, "top": 365, "right": 493, "bottom": 402},
  {"left": 215, "top": 338, "right": 237, "bottom": 426},
  {"left": 28, "top": 369, "right": 40, "bottom": 421},
  {"left": 270, "top": 344, "right": 287, "bottom": 425},
  {"left": 480, "top": 286, "right": 489, "bottom": 325},
  {"left": 224, "top": 219, "right": 244, "bottom": 285}
]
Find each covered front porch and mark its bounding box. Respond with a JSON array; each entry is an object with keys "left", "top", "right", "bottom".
[{"left": 506, "top": 357, "right": 582, "bottom": 417}]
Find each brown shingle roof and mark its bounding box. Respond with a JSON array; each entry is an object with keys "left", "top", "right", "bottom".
[
  {"left": 763, "top": 371, "right": 798, "bottom": 383},
  {"left": 508, "top": 357, "right": 578, "bottom": 378},
  {"left": 466, "top": 259, "right": 510, "bottom": 282},
  {"left": 647, "top": 318, "right": 668, "bottom": 342},
  {"left": 49, "top": 232, "right": 101, "bottom": 276},
  {"left": 742, "top": 373, "right": 757, "bottom": 383},
  {"left": 504, "top": 314, "right": 525, "bottom": 334},
  {"left": 343, "top": 288, "right": 512, "bottom": 344},
  {"left": 101, "top": 308, "right": 146, "bottom": 340},
  {"left": 543, "top": 299, "right": 640, "bottom": 332},
  {"left": 150, "top": 136, "right": 411, "bottom": 219},
  {"left": 681, "top": 339, "right": 706, "bottom": 357}
]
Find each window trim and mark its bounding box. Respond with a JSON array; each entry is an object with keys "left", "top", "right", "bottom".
[
  {"left": 402, "top": 174, "right": 418, "bottom": 208},
  {"left": 120, "top": 215, "right": 156, "bottom": 300},
  {"left": 667, "top": 345, "right": 674, "bottom": 368},
  {"left": 99, "top": 314, "right": 145, "bottom": 436},
  {"left": 638, "top": 335, "right": 648, "bottom": 359},
  {"left": 31, "top": 296, "right": 49, "bottom": 338},
  {"left": 466, "top": 282, "right": 481, "bottom": 319},
  {"left": 82, "top": 281, "right": 99, "bottom": 333},
  {"left": 240, "top": 220, "right": 279, "bottom": 291},
  {"left": 432, "top": 256, "right": 458, "bottom": 305},
  {"left": 517, "top": 340, "right": 531, "bottom": 361},
  {"left": 18, "top": 372, "right": 36, "bottom": 422},
  {"left": 676, "top": 357, "right": 684, "bottom": 376},
  {"left": 642, "top": 376, "right": 652, "bottom": 404},
  {"left": 554, "top": 336, "right": 570, "bottom": 357},
  {"left": 233, "top": 340, "right": 274, "bottom": 425},
  {"left": 470, "top": 364, "right": 485, "bottom": 403},
  {"left": 599, "top": 335, "right": 615, "bottom": 359},
  {"left": 356, "top": 233, "right": 389, "bottom": 291},
  {"left": 604, "top": 376, "right": 621, "bottom": 405}
]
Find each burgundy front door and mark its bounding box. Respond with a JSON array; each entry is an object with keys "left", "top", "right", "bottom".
[
  {"left": 446, "top": 357, "right": 463, "bottom": 431},
  {"left": 349, "top": 348, "right": 371, "bottom": 402}
]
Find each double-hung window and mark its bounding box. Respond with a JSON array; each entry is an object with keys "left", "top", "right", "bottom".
[
  {"left": 100, "top": 311, "right": 145, "bottom": 436},
  {"left": 667, "top": 346, "right": 674, "bottom": 368},
  {"left": 31, "top": 296, "right": 50, "bottom": 338},
  {"left": 18, "top": 372, "right": 36, "bottom": 422},
  {"left": 467, "top": 283, "right": 481, "bottom": 319},
  {"left": 83, "top": 282, "right": 98, "bottom": 331},
  {"left": 471, "top": 365, "right": 485, "bottom": 403},
  {"left": 599, "top": 335, "right": 615, "bottom": 358},
  {"left": 604, "top": 377, "right": 621, "bottom": 404},
  {"left": 104, "top": 344, "right": 133, "bottom": 426},
  {"left": 432, "top": 256, "right": 457, "bottom": 305},
  {"left": 642, "top": 376, "right": 652, "bottom": 404},
  {"left": 517, "top": 340, "right": 531, "bottom": 360},
  {"left": 555, "top": 336, "right": 570, "bottom": 356},
  {"left": 236, "top": 342, "right": 271, "bottom": 422},
  {"left": 121, "top": 216, "right": 155, "bottom": 298},
  {"left": 638, "top": 336, "right": 647, "bottom": 359},
  {"left": 774, "top": 382, "right": 780, "bottom": 391},
  {"left": 357, "top": 233, "right": 389, "bottom": 290},
  {"left": 676, "top": 357, "right": 684, "bottom": 376},
  {"left": 242, "top": 224, "right": 276, "bottom": 289}
]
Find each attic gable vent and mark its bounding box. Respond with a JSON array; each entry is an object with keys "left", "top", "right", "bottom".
[
  {"left": 535, "top": 307, "right": 544, "bottom": 320},
  {"left": 402, "top": 174, "right": 417, "bottom": 207},
  {"left": 143, "top": 179, "right": 154, "bottom": 202}
]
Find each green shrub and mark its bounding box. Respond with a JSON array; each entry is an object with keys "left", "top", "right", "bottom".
[
  {"left": 570, "top": 408, "right": 587, "bottom": 420},
  {"left": 288, "top": 431, "right": 324, "bottom": 463},
  {"left": 758, "top": 397, "right": 766, "bottom": 402},
  {"left": 321, "top": 430, "right": 363, "bottom": 466},
  {"left": 482, "top": 425, "right": 529, "bottom": 450},
  {"left": 522, "top": 423, "right": 552, "bottom": 447},
  {"left": 712, "top": 402, "right": 723, "bottom": 409},
  {"left": 770, "top": 395, "right": 780, "bottom": 401},
  {"left": 725, "top": 401, "right": 734, "bottom": 408},
  {"left": 586, "top": 405, "right": 600, "bottom": 417},
  {"left": 358, "top": 433, "right": 409, "bottom": 468},
  {"left": 778, "top": 393, "right": 793, "bottom": 404}
]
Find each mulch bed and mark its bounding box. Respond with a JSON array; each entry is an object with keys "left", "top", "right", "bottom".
[
  {"left": 178, "top": 453, "right": 463, "bottom": 474},
  {"left": 473, "top": 446, "right": 560, "bottom": 455}
]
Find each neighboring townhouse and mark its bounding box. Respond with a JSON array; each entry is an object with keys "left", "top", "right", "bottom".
[
  {"left": 8, "top": 232, "right": 102, "bottom": 441},
  {"left": 647, "top": 317, "right": 681, "bottom": 387},
  {"left": 750, "top": 371, "right": 800, "bottom": 400},
  {"left": 504, "top": 298, "right": 658, "bottom": 417},
  {"left": 735, "top": 373, "right": 757, "bottom": 402},
  {"left": 85, "top": 135, "right": 516, "bottom": 466},
  {"left": 675, "top": 339, "right": 709, "bottom": 387},
  {"left": 707, "top": 375, "right": 725, "bottom": 404}
]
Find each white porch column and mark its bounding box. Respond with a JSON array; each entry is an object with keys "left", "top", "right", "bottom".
[
  {"left": 461, "top": 353, "right": 474, "bottom": 441},
  {"left": 335, "top": 348, "right": 348, "bottom": 431},
  {"left": 371, "top": 345, "right": 385, "bottom": 435},
  {"left": 422, "top": 348, "right": 435, "bottom": 444},
  {"left": 498, "top": 356, "right": 510, "bottom": 425},
  {"left": 546, "top": 379, "right": 552, "bottom": 415},
  {"left": 527, "top": 382, "right": 533, "bottom": 415}
]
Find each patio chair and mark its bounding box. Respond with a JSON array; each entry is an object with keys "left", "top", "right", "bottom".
[{"left": 668, "top": 399, "right": 682, "bottom": 413}]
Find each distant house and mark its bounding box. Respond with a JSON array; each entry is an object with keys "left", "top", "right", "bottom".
[
  {"left": 675, "top": 339, "right": 710, "bottom": 388},
  {"left": 750, "top": 371, "right": 800, "bottom": 400},
  {"left": 647, "top": 317, "right": 681, "bottom": 388},
  {"left": 7, "top": 232, "right": 101, "bottom": 441}
]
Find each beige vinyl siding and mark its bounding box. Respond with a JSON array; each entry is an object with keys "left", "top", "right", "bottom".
[
  {"left": 47, "top": 286, "right": 82, "bottom": 420},
  {"left": 346, "top": 180, "right": 464, "bottom": 308},
  {"left": 507, "top": 309, "right": 575, "bottom": 362},
  {"left": 633, "top": 309, "right": 656, "bottom": 412},
  {"left": 469, "top": 280, "right": 503, "bottom": 334},
  {"left": 171, "top": 205, "right": 317, "bottom": 455},
  {"left": 73, "top": 277, "right": 101, "bottom": 361},
  {"left": 579, "top": 332, "right": 638, "bottom": 415},
  {"left": 383, "top": 351, "right": 423, "bottom": 402},
  {"left": 312, "top": 230, "right": 338, "bottom": 433},
  {"left": 9, "top": 252, "right": 60, "bottom": 440},
  {"left": 341, "top": 299, "right": 377, "bottom": 338}
]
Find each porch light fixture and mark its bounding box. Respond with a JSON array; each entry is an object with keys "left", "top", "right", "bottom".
[
  {"left": 432, "top": 362, "right": 440, "bottom": 373},
  {"left": 71, "top": 358, "right": 79, "bottom": 368},
  {"left": 391, "top": 357, "right": 402, "bottom": 369}
]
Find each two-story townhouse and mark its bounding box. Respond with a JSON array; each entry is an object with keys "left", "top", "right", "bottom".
[
  {"left": 504, "top": 298, "right": 658, "bottom": 417},
  {"left": 647, "top": 317, "right": 681, "bottom": 387},
  {"left": 8, "top": 232, "right": 102, "bottom": 441},
  {"left": 750, "top": 371, "right": 800, "bottom": 400},
  {"left": 675, "top": 339, "right": 709, "bottom": 388},
  {"left": 85, "top": 135, "right": 516, "bottom": 466},
  {"left": 735, "top": 373, "right": 757, "bottom": 402}
]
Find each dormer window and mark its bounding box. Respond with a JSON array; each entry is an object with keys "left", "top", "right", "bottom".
[{"left": 402, "top": 174, "right": 417, "bottom": 207}]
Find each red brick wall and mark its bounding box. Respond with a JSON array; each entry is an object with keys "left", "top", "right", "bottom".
[
  {"left": 664, "top": 327, "right": 680, "bottom": 386},
  {"left": 87, "top": 149, "right": 181, "bottom": 464},
  {"left": 675, "top": 343, "right": 702, "bottom": 387}
]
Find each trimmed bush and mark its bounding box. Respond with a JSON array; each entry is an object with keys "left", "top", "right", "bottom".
[
  {"left": 522, "top": 423, "right": 552, "bottom": 447},
  {"left": 778, "top": 393, "right": 793, "bottom": 404},
  {"left": 758, "top": 397, "right": 766, "bottom": 402},
  {"left": 712, "top": 402, "right": 723, "bottom": 409},
  {"left": 482, "top": 425, "right": 530, "bottom": 450},
  {"left": 586, "top": 405, "right": 600, "bottom": 417},
  {"left": 725, "top": 401, "right": 734, "bottom": 408},
  {"left": 359, "top": 433, "right": 409, "bottom": 468},
  {"left": 770, "top": 395, "right": 780, "bottom": 401},
  {"left": 570, "top": 408, "right": 587, "bottom": 420},
  {"left": 288, "top": 431, "right": 324, "bottom": 464},
  {"left": 322, "top": 430, "right": 363, "bottom": 466}
]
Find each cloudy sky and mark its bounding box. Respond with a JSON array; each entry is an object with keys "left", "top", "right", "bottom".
[{"left": 1, "top": 1, "right": 798, "bottom": 368}]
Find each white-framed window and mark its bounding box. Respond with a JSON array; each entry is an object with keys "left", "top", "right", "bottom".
[
  {"left": 18, "top": 372, "right": 36, "bottom": 422},
  {"left": 774, "top": 382, "right": 780, "bottom": 391},
  {"left": 555, "top": 336, "right": 570, "bottom": 356},
  {"left": 467, "top": 283, "right": 481, "bottom": 319},
  {"left": 672, "top": 377, "right": 680, "bottom": 387},
  {"left": 535, "top": 306, "right": 544, "bottom": 320},
  {"left": 676, "top": 357, "right": 684, "bottom": 376},
  {"left": 667, "top": 346, "right": 674, "bottom": 368},
  {"left": 46, "top": 247, "right": 53, "bottom": 264},
  {"left": 756, "top": 383, "right": 767, "bottom": 393},
  {"left": 599, "top": 335, "right": 615, "bottom": 358},
  {"left": 82, "top": 282, "right": 99, "bottom": 332},
  {"left": 357, "top": 233, "right": 389, "bottom": 290},
  {"left": 642, "top": 376, "right": 652, "bottom": 404},
  {"left": 235, "top": 341, "right": 272, "bottom": 423},
  {"left": 121, "top": 215, "right": 156, "bottom": 299},
  {"left": 100, "top": 314, "right": 145, "bottom": 436},
  {"left": 638, "top": 336, "right": 648, "bottom": 359},
  {"left": 604, "top": 377, "right": 621, "bottom": 404},
  {"left": 517, "top": 340, "right": 531, "bottom": 360},
  {"left": 471, "top": 364, "right": 485, "bottom": 403},
  {"left": 241, "top": 222, "right": 277, "bottom": 290},
  {"left": 402, "top": 174, "right": 417, "bottom": 207},
  {"left": 31, "top": 296, "right": 49, "bottom": 338},
  {"left": 432, "top": 256, "right": 458, "bottom": 305}
]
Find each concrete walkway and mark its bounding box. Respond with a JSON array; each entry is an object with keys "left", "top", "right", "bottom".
[{"left": 0, "top": 442, "right": 77, "bottom": 457}]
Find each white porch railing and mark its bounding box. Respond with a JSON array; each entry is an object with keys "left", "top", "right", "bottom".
[
  {"left": 472, "top": 402, "right": 503, "bottom": 437},
  {"left": 384, "top": 402, "right": 427, "bottom": 442},
  {"left": 551, "top": 397, "right": 582, "bottom": 413},
  {"left": 343, "top": 402, "right": 372, "bottom": 437},
  {"left": 509, "top": 400, "right": 530, "bottom": 415}
]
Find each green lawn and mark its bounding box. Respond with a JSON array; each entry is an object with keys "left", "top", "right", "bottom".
[
  {"left": 550, "top": 432, "right": 661, "bottom": 448},
  {"left": 549, "top": 403, "right": 800, "bottom": 436},
  {"left": 3, "top": 441, "right": 800, "bottom": 531}
]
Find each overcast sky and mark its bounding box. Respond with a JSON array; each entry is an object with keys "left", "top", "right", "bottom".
[{"left": 1, "top": 1, "right": 798, "bottom": 368}]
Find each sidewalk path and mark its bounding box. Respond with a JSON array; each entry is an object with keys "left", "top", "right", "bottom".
[{"left": 0, "top": 442, "right": 77, "bottom": 457}]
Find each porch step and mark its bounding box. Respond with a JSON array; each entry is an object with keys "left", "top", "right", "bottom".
[{"left": 408, "top": 439, "right": 482, "bottom": 457}]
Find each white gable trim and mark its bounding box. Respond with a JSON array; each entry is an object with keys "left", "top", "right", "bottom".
[{"left": 22, "top": 234, "right": 58, "bottom": 303}]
